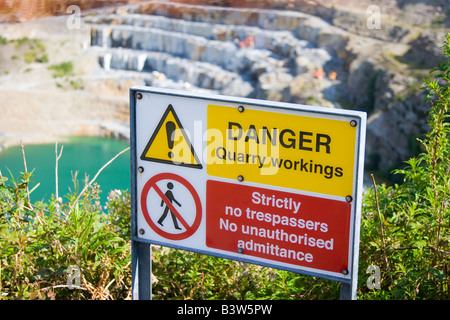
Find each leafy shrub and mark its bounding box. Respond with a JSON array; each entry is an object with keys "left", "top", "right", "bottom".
[
  {"left": 0, "top": 167, "right": 131, "bottom": 299},
  {"left": 359, "top": 34, "right": 449, "bottom": 300},
  {"left": 151, "top": 246, "right": 341, "bottom": 300}
]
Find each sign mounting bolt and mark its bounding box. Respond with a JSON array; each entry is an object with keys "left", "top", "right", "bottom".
[
  {"left": 138, "top": 166, "right": 144, "bottom": 173},
  {"left": 237, "top": 175, "right": 244, "bottom": 182},
  {"left": 139, "top": 229, "right": 145, "bottom": 235},
  {"left": 350, "top": 120, "right": 357, "bottom": 127},
  {"left": 345, "top": 195, "right": 353, "bottom": 202},
  {"left": 237, "top": 247, "right": 244, "bottom": 254},
  {"left": 342, "top": 269, "right": 349, "bottom": 275},
  {"left": 238, "top": 105, "right": 245, "bottom": 113},
  {"left": 136, "top": 92, "right": 143, "bottom": 100}
]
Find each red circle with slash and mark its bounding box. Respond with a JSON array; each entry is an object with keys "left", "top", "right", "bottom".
[{"left": 140, "top": 173, "right": 202, "bottom": 240}]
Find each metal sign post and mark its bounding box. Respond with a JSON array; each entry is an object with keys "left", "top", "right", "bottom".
[
  {"left": 130, "top": 86, "right": 366, "bottom": 300},
  {"left": 130, "top": 90, "right": 152, "bottom": 300}
]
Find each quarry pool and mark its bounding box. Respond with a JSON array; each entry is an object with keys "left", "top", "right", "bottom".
[{"left": 0, "top": 137, "right": 130, "bottom": 204}]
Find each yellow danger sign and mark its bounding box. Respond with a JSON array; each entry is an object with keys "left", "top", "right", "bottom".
[
  {"left": 206, "top": 104, "right": 357, "bottom": 197},
  {"left": 141, "top": 104, "right": 202, "bottom": 169}
]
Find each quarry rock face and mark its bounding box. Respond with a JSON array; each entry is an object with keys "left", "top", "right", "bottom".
[
  {"left": 2, "top": 0, "right": 448, "bottom": 172},
  {"left": 82, "top": 1, "right": 446, "bottom": 171},
  {"left": 86, "top": 2, "right": 349, "bottom": 105}
]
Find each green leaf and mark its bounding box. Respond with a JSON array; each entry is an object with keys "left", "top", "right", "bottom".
[{"left": 430, "top": 268, "right": 445, "bottom": 281}]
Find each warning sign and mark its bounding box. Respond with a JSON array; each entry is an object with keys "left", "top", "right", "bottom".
[
  {"left": 132, "top": 86, "right": 366, "bottom": 290},
  {"left": 141, "top": 104, "right": 202, "bottom": 169},
  {"left": 207, "top": 104, "right": 357, "bottom": 197},
  {"left": 206, "top": 180, "right": 351, "bottom": 273}
]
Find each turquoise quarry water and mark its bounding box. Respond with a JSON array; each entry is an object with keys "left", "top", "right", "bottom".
[{"left": 0, "top": 137, "right": 130, "bottom": 204}]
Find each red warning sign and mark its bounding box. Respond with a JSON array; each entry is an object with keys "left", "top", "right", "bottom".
[
  {"left": 206, "top": 180, "right": 351, "bottom": 273},
  {"left": 141, "top": 173, "right": 202, "bottom": 241}
]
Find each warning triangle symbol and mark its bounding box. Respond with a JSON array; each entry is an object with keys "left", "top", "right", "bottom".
[{"left": 140, "top": 104, "right": 203, "bottom": 169}]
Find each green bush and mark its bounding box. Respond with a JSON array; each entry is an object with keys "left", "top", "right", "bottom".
[
  {"left": 359, "top": 34, "right": 449, "bottom": 300},
  {"left": 151, "top": 246, "right": 340, "bottom": 300},
  {"left": 0, "top": 169, "right": 131, "bottom": 299}
]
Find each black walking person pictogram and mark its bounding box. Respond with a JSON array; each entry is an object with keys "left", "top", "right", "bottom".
[{"left": 157, "top": 182, "right": 182, "bottom": 230}]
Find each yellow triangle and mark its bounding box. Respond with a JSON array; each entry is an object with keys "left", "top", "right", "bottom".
[{"left": 140, "top": 104, "right": 202, "bottom": 169}]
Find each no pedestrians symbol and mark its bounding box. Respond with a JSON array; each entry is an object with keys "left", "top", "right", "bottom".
[{"left": 140, "top": 173, "right": 202, "bottom": 240}]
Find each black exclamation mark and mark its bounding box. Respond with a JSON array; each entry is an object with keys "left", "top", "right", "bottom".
[{"left": 166, "top": 121, "right": 176, "bottom": 159}]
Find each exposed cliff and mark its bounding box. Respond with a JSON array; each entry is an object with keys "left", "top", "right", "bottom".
[
  {"left": 0, "top": 0, "right": 449, "bottom": 175},
  {"left": 0, "top": 0, "right": 141, "bottom": 22},
  {"left": 83, "top": 1, "right": 449, "bottom": 171}
]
